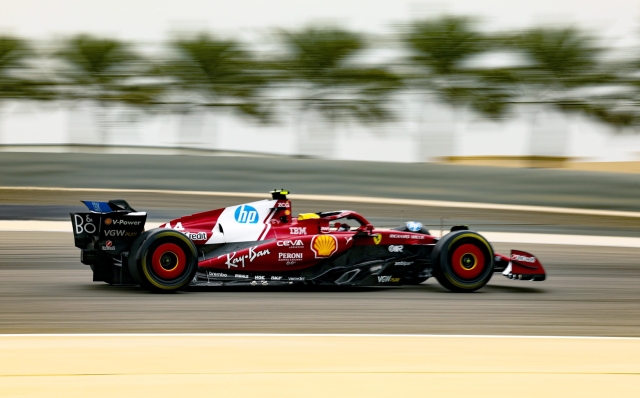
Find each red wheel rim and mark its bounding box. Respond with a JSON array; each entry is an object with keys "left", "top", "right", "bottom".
[
  {"left": 151, "top": 243, "right": 187, "bottom": 280},
  {"left": 451, "top": 243, "right": 485, "bottom": 280}
]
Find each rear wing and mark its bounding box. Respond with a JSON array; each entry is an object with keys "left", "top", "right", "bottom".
[{"left": 70, "top": 200, "right": 147, "bottom": 254}]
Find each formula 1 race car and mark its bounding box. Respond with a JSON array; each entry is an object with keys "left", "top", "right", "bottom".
[{"left": 70, "top": 190, "right": 546, "bottom": 293}]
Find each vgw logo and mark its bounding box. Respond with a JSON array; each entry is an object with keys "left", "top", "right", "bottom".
[{"left": 234, "top": 205, "right": 259, "bottom": 224}]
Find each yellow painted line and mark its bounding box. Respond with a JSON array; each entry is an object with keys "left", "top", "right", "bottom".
[
  {"left": 2, "top": 186, "right": 640, "bottom": 218},
  {"left": 1, "top": 334, "right": 638, "bottom": 398}
]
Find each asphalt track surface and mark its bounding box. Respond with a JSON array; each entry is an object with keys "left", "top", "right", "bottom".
[{"left": 2, "top": 231, "right": 640, "bottom": 337}]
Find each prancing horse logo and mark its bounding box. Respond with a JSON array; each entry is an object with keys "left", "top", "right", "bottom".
[{"left": 373, "top": 234, "right": 382, "bottom": 245}]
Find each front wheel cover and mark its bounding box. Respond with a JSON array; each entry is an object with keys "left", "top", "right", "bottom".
[
  {"left": 431, "top": 231, "right": 494, "bottom": 292},
  {"left": 128, "top": 229, "right": 198, "bottom": 293}
]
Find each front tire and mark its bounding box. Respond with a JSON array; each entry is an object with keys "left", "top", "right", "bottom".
[
  {"left": 431, "top": 230, "right": 494, "bottom": 292},
  {"left": 128, "top": 229, "right": 198, "bottom": 293}
]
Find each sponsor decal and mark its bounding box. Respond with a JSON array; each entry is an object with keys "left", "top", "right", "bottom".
[
  {"left": 377, "top": 275, "right": 401, "bottom": 283},
  {"left": 277, "top": 239, "right": 304, "bottom": 248},
  {"left": 271, "top": 276, "right": 283, "bottom": 280},
  {"left": 320, "top": 226, "right": 331, "bottom": 233},
  {"left": 277, "top": 202, "right": 291, "bottom": 208},
  {"left": 102, "top": 240, "right": 115, "bottom": 251},
  {"left": 104, "top": 230, "right": 139, "bottom": 238},
  {"left": 235, "top": 274, "right": 249, "bottom": 279},
  {"left": 345, "top": 236, "right": 353, "bottom": 245},
  {"left": 511, "top": 254, "right": 536, "bottom": 263},
  {"left": 311, "top": 235, "right": 338, "bottom": 258},
  {"left": 112, "top": 219, "right": 142, "bottom": 226},
  {"left": 104, "top": 218, "right": 112, "bottom": 225},
  {"left": 208, "top": 272, "right": 228, "bottom": 277},
  {"left": 255, "top": 275, "right": 265, "bottom": 280},
  {"left": 373, "top": 234, "right": 382, "bottom": 245},
  {"left": 220, "top": 246, "right": 270, "bottom": 269},
  {"left": 389, "top": 234, "right": 425, "bottom": 239},
  {"left": 284, "top": 210, "right": 291, "bottom": 216},
  {"left": 288, "top": 277, "right": 305, "bottom": 281},
  {"left": 388, "top": 245, "right": 403, "bottom": 253},
  {"left": 234, "top": 205, "right": 259, "bottom": 224},
  {"left": 495, "top": 255, "right": 502, "bottom": 262},
  {"left": 278, "top": 253, "right": 303, "bottom": 260},
  {"left": 184, "top": 231, "right": 207, "bottom": 241},
  {"left": 394, "top": 261, "right": 413, "bottom": 266},
  {"left": 289, "top": 227, "right": 307, "bottom": 235},
  {"left": 73, "top": 214, "right": 97, "bottom": 234},
  {"left": 164, "top": 222, "right": 184, "bottom": 230}
]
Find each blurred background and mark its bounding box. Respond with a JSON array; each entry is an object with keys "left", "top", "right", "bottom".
[{"left": 1, "top": 0, "right": 639, "bottom": 165}]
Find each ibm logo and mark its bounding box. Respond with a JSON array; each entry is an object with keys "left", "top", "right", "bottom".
[{"left": 234, "top": 205, "right": 259, "bottom": 224}]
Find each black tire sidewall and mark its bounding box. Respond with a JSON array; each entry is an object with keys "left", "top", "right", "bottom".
[{"left": 128, "top": 229, "right": 198, "bottom": 293}]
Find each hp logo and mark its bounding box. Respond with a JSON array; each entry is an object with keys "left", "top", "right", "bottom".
[{"left": 234, "top": 205, "right": 259, "bottom": 224}]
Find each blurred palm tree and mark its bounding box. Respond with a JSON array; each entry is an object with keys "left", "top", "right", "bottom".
[
  {"left": 276, "top": 27, "right": 401, "bottom": 156},
  {"left": 402, "top": 16, "right": 512, "bottom": 160},
  {"left": 498, "top": 28, "right": 632, "bottom": 124},
  {"left": 54, "top": 35, "right": 162, "bottom": 143},
  {"left": 484, "top": 27, "right": 637, "bottom": 156},
  {"left": 0, "top": 36, "right": 55, "bottom": 140},
  {"left": 160, "top": 34, "right": 269, "bottom": 138}
]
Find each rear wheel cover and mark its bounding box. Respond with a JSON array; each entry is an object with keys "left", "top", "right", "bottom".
[{"left": 150, "top": 243, "right": 187, "bottom": 280}]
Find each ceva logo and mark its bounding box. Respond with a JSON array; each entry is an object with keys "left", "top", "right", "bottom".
[{"left": 234, "top": 205, "right": 259, "bottom": 224}]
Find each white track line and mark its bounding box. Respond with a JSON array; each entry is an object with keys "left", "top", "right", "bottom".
[
  {"left": 1, "top": 220, "right": 639, "bottom": 248},
  {"left": 3, "top": 186, "right": 640, "bottom": 218},
  {"left": 1, "top": 333, "right": 638, "bottom": 340}
]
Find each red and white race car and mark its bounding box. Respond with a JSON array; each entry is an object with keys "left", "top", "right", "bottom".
[{"left": 71, "top": 190, "right": 546, "bottom": 293}]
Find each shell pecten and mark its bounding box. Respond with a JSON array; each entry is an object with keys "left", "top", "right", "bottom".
[{"left": 312, "top": 235, "right": 338, "bottom": 258}]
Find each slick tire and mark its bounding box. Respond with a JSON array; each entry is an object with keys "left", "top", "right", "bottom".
[
  {"left": 128, "top": 229, "right": 198, "bottom": 293},
  {"left": 431, "top": 230, "right": 494, "bottom": 293}
]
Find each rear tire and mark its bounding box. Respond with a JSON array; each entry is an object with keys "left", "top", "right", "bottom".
[
  {"left": 431, "top": 230, "right": 494, "bottom": 292},
  {"left": 128, "top": 229, "right": 198, "bottom": 293}
]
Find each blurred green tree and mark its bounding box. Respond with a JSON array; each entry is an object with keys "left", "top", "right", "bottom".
[
  {"left": 276, "top": 27, "right": 401, "bottom": 155},
  {"left": 0, "top": 36, "right": 55, "bottom": 140},
  {"left": 402, "top": 16, "right": 511, "bottom": 160},
  {"left": 496, "top": 27, "right": 635, "bottom": 126},
  {"left": 1, "top": 37, "right": 39, "bottom": 100},
  {"left": 403, "top": 17, "right": 511, "bottom": 118},
  {"left": 481, "top": 27, "right": 638, "bottom": 157},
  {"left": 161, "top": 34, "right": 269, "bottom": 117},
  {"left": 54, "top": 35, "right": 162, "bottom": 143}
]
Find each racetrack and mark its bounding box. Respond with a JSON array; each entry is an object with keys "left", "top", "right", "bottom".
[
  {"left": 1, "top": 153, "right": 639, "bottom": 337},
  {"left": 2, "top": 231, "right": 639, "bottom": 337}
]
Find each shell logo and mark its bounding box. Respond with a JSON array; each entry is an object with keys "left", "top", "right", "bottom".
[
  {"left": 311, "top": 235, "right": 338, "bottom": 258},
  {"left": 104, "top": 218, "right": 112, "bottom": 225}
]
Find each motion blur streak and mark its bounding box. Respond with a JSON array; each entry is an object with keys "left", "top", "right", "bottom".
[
  {"left": 4, "top": 186, "right": 640, "bottom": 218},
  {"left": 1, "top": 335, "right": 639, "bottom": 397}
]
